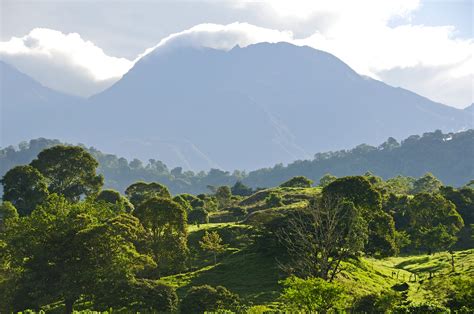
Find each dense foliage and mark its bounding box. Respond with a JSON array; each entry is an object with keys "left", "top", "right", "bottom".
[
  {"left": 1, "top": 130, "right": 472, "bottom": 196},
  {"left": 0, "top": 143, "right": 473, "bottom": 313}
]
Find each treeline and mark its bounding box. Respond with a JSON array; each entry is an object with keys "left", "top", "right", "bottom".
[
  {"left": 1, "top": 129, "right": 473, "bottom": 196},
  {"left": 0, "top": 145, "right": 473, "bottom": 312}
]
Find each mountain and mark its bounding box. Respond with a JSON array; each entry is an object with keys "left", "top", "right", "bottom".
[
  {"left": 2, "top": 43, "right": 472, "bottom": 170},
  {"left": 86, "top": 42, "right": 471, "bottom": 170},
  {"left": 0, "top": 61, "right": 82, "bottom": 146}
]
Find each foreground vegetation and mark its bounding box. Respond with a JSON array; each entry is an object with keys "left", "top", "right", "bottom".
[{"left": 0, "top": 144, "right": 473, "bottom": 313}]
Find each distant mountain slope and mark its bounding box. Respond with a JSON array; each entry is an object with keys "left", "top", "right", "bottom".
[
  {"left": 1, "top": 43, "right": 472, "bottom": 170},
  {"left": 0, "top": 61, "right": 82, "bottom": 146},
  {"left": 87, "top": 42, "right": 472, "bottom": 170},
  {"left": 1, "top": 130, "right": 472, "bottom": 197}
]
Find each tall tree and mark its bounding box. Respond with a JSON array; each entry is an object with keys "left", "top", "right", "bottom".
[
  {"left": 134, "top": 197, "right": 188, "bottom": 276},
  {"left": 125, "top": 181, "right": 171, "bottom": 207},
  {"left": 30, "top": 145, "right": 103, "bottom": 202},
  {"left": 199, "top": 231, "right": 226, "bottom": 265},
  {"left": 278, "top": 197, "right": 368, "bottom": 281},
  {"left": 406, "top": 193, "right": 464, "bottom": 253},
  {"left": 1, "top": 165, "right": 49, "bottom": 216},
  {"left": 411, "top": 173, "right": 442, "bottom": 194},
  {"left": 1, "top": 195, "right": 153, "bottom": 313}
]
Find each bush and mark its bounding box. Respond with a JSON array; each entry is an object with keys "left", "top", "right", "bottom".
[
  {"left": 280, "top": 276, "right": 346, "bottom": 312},
  {"left": 188, "top": 208, "right": 209, "bottom": 224},
  {"left": 394, "top": 303, "right": 449, "bottom": 313},
  {"left": 128, "top": 279, "right": 178, "bottom": 312},
  {"left": 180, "top": 285, "right": 240, "bottom": 314},
  {"left": 352, "top": 290, "right": 403, "bottom": 313},
  {"left": 445, "top": 277, "right": 474, "bottom": 311},
  {"left": 280, "top": 176, "right": 313, "bottom": 188}
]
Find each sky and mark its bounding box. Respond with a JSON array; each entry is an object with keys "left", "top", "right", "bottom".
[{"left": 0, "top": 0, "right": 472, "bottom": 108}]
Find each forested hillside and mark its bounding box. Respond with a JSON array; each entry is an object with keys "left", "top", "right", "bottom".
[
  {"left": 1, "top": 144, "right": 473, "bottom": 312},
  {"left": 1, "top": 130, "right": 472, "bottom": 196}
]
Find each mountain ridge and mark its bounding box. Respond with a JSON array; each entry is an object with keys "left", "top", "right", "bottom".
[{"left": 2, "top": 43, "right": 472, "bottom": 170}]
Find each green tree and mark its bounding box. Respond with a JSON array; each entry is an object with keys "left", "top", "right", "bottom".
[
  {"left": 215, "top": 185, "right": 232, "bottom": 208},
  {"left": 1, "top": 195, "right": 153, "bottom": 313},
  {"left": 265, "top": 193, "right": 283, "bottom": 208},
  {"left": 319, "top": 173, "right": 337, "bottom": 188},
  {"left": 366, "top": 210, "right": 399, "bottom": 257},
  {"left": 406, "top": 193, "right": 464, "bottom": 253},
  {"left": 30, "top": 145, "right": 103, "bottom": 201},
  {"left": 411, "top": 173, "right": 443, "bottom": 194},
  {"left": 0, "top": 202, "right": 18, "bottom": 221},
  {"left": 188, "top": 208, "right": 209, "bottom": 225},
  {"left": 125, "top": 181, "right": 171, "bottom": 207},
  {"left": 280, "top": 176, "right": 313, "bottom": 188},
  {"left": 322, "top": 176, "right": 382, "bottom": 213},
  {"left": 1, "top": 165, "right": 49, "bottom": 216},
  {"left": 280, "top": 276, "right": 346, "bottom": 313},
  {"left": 199, "top": 231, "right": 226, "bottom": 265},
  {"left": 278, "top": 197, "right": 368, "bottom": 280},
  {"left": 96, "top": 189, "right": 134, "bottom": 212},
  {"left": 231, "top": 181, "right": 253, "bottom": 196},
  {"left": 172, "top": 194, "right": 193, "bottom": 212},
  {"left": 134, "top": 197, "right": 188, "bottom": 276},
  {"left": 180, "top": 285, "right": 240, "bottom": 314}
]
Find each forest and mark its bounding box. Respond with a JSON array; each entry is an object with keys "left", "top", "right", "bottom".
[
  {"left": 0, "top": 144, "right": 473, "bottom": 313},
  {"left": 1, "top": 129, "right": 473, "bottom": 197}
]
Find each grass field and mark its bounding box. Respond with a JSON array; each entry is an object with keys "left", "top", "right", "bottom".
[{"left": 161, "top": 221, "right": 474, "bottom": 309}]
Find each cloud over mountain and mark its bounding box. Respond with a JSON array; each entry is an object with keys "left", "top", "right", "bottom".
[
  {"left": 1, "top": 17, "right": 472, "bottom": 107},
  {"left": 0, "top": 28, "right": 133, "bottom": 97}
]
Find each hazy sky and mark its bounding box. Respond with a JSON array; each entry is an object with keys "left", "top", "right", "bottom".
[{"left": 0, "top": 0, "right": 472, "bottom": 108}]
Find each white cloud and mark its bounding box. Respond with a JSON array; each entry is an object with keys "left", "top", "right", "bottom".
[
  {"left": 0, "top": 28, "right": 133, "bottom": 97},
  {"left": 140, "top": 22, "right": 294, "bottom": 57}
]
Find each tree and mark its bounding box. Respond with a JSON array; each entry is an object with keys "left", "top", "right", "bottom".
[
  {"left": 280, "top": 276, "right": 346, "bottom": 313},
  {"left": 265, "top": 193, "right": 284, "bottom": 208},
  {"left": 0, "top": 202, "right": 18, "bottom": 232},
  {"left": 30, "top": 145, "right": 103, "bottom": 202},
  {"left": 215, "top": 186, "right": 232, "bottom": 208},
  {"left": 411, "top": 173, "right": 442, "bottom": 194},
  {"left": 231, "top": 181, "right": 253, "bottom": 196},
  {"left": 406, "top": 193, "right": 464, "bottom": 253},
  {"left": 96, "top": 189, "right": 134, "bottom": 212},
  {"left": 172, "top": 194, "right": 193, "bottom": 212},
  {"left": 125, "top": 181, "right": 171, "bottom": 207},
  {"left": 280, "top": 176, "right": 313, "bottom": 188},
  {"left": 0, "top": 202, "right": 18, "bottom": 221},
  {"left": 277, "top": 197, "right": 368, "bottom": 280},
  {"left": 180, "top": 285, "right": 240, "bottom": 314},
  {"left": 1, "top": 195, "right": 153, "bottom": 313},
  {"left": 319, "top": 173, "right": 337, "bottom": 188},
  {"left": 1, "top": 165, "right": 49, "bottom": 216},
  {"left": 322, "top": 176, "right": 382, "bottom": 213},
  {"left": 199, "top": 231, "right": 226, "bottom": 265},
  {"left": 365, "top": 210, "right": 398, "bottom": 257},
  {"left": 134, "top": 197, "right": 188, "bottom": 276},
  {"left": 188, "top": 208, "right": 209, "bottom": 225}
]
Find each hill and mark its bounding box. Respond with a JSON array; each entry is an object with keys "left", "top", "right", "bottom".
[{"left": 1, "top": 130, "right": 472, "bottom": 197}]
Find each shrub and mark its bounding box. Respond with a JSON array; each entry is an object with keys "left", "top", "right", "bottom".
[
  {"left": 280, "top": 176, "right": 313, "bottom": 188},
  {"left": 180, "top": 285, "right": 240, "bottom": 314},
  {"left": 188, "top": 208, "right": 209, "bottom": 224},
  {"left": 280, "top": 276, "right": 346, "bottom": 313}
]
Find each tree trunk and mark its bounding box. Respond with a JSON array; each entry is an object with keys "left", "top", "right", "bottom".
[{"left": 65, "top": 299, "right": 74, "bottom": 314}]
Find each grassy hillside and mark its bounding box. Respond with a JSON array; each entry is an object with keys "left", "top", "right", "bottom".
[{"left": 162, "top": 219, "right": 474, "bottom": 309}]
